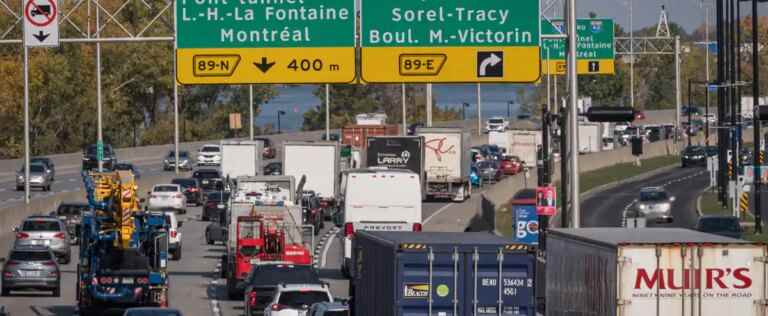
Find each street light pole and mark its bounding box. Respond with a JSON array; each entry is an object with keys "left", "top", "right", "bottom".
[
  {"left": 249, "top": 85, "right": 254, "bottom": 140},
  {"left": 752, "top": 0, "right": 762, "bottom": 234},
  {"left": 630, "top": 0, "right": 635, "bottom": 109},
  {"left": 507, "top": 101, "right": 513, "bottom": 119},
  {"left": 567, "top": 0, "right": 581, "bottom": 228},
  {"left": 402, "top": 83, "right": 407, "bottom": 135},
  {"left": 277, "top": 110, "right": 285, "bottom": 134},
  {"left": 325, "top": 84, "right": 330, "bottom": 140},
  {"left": 96, "top": 6, "right": 103, "bottom": 172}
]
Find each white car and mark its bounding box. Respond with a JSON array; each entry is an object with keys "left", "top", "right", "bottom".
[
  {"left": 151, "top": 211, "right": 183, "bottom": 260},
  {"left": 485, "top": 117, "right": 508, "bottom": 133},
  {"left": 264, "top": 283, "right": 333, "bottom": 316},
  {"left": 197, "top": 144, "right": 222, "bottom": 166},
  {"left": 147, "top": 184, "right": 187, "bottom": 213}
]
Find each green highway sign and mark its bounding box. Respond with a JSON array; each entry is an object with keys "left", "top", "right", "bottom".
[
  {"left": 541, "top": 18, "right": 615, "bottom": 75},
  {"left": 96, "top": 141, "right": 104, "bottom": 162},
  {"left": 176, "top": 0, "right": 356, "bottom": 84},
  {"left": 360, "top": 0, "right": 541, "bottom": 83}
]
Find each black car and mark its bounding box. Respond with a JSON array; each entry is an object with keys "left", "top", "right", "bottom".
[
  {"left": 242, "top": 264, "right": 321, "bottom": 315},
  {"left": 681, "top": 146, "right": 707, "bottom": 167},
  {"left": 203, "top": 191, "right": 229, "bottom": 222},
  {"left": 321, "top": 133, "right": 340, "bottom": 141},
  {"left": 407, "top": 123, "right": 424, "bottom": 136},
  {"left": 263, "top": 162, "right": 282, "bottom": 176},
  {"left": 696, "top": 216, "right": 743, "bottom": 239},
  {"left": 171, "top": 178, "right": 202, "bottom": 206},
  {"left": 51, "top": 202, "right": 88, "bottom": 245},
  {"left": 193, "top": 169, "right": 222, "bottom": 192},
  {"left": 113, "top": 162, "right": 141, "bottom": 179},
  {"left": 205, "top": 210, "right": 228, "bottom": 245},
  {"left": 300, "top": 191, "right": 324, "bottom": 235},
  {"left": 82, "top": 144, "right": 116, "bottom": 171}
]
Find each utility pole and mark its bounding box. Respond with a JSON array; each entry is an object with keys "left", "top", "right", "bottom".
[
  {"left": 752, "top": 0, "right": 762, "bottom": 233},
  {"left": 426, "top": 83, "right": 433, "bottom": 127},
  {"left": 717, "top": 0, "right": 727, "bottom": 204},
  {"left": 567, "top": 0, "right": 580, "bottom": 228},
  {"left": 688, "top": 79, "right": 693, "bottom": 146},
  {"left": 706, "top": 3, "right": 711, "bottom": 146},
  {"left": 402, "top": 83, "right": 407, "bottom": 135},
  {"left": 629, "top": 0, "right": 634, "bottom": 109},
  {"left": 476, "top": 84, "right": 482, "bottom": 134},
  {"left": 96, "top": 5, "right": 104, "bottom": 172},
  {"left": 675, "top": 36, "right": 682, "bottom": 145},
  {"left": 249, "top": 85, "right": 254, "bottom": 140},
  {"left": 325, "top": 84, "right": 330, "bottom": 140},
  {"left": 22, "top": 44, "right": 30, "bottom": 204},
  {"left": 173, "top": 2, "right": 180, "bottom": 175}
]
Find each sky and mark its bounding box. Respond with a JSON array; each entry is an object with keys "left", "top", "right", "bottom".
[{"left": 574, "top": 0, "right": 768, "bottom": 33}]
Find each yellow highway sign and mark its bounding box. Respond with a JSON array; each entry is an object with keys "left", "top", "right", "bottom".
[
  {"left": 542, "top": 59, "right": 615, "bottom": 75},
  {"left": 177, "top": 48, "right": 356, "bottom": 84},
  {"left": 361, "top": 47, "right": 541, "bottom": 83}
]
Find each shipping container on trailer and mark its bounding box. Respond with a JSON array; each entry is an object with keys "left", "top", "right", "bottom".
[
  {"left": 341, "top": 124, "right": 399, "bottom": 150},
  {"left": 545, "top": 228, "right": 768, "bottom": 316},
  {"left": 352, "top": 231, "right": 537, "bottom": 316}
]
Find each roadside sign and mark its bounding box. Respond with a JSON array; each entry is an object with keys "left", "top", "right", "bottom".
[
  {"left": 360, "top": 0, "right": 541, "bottom": 83},
  {"left": 535, "top": 186, "right": 557, "bottom": 216},
  {"left": 513, "top": 205, "right": 539, "bottom": 245},
  {"left": 176, "top": 0, "right": 356, "bottom": 84},
  {"left": 228, "top": 113, "right": 242, "bottom": 130},
  {"left": 96, "top": 141, "right": 104, "bottom": 162},
  {"left": 743, "top": 165, "right": 768, "bottom": 184},
  {"left": 541, "top": 19, "right": 614, "bottom": 75},
  {"left": 23, "top": 0, "right": 59, "bottom": 47}
]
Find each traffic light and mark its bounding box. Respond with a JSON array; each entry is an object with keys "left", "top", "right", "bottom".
[
  {"left": 585, "top": 106, "right": 636, "bottom": 123},
  {"left": 631, "top": 137, "right": 643, "bottom": 156},
  {"left": 757, "top": 105, "right": 768, "bottom": 121}
]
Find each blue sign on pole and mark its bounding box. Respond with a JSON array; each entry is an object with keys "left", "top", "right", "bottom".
[
  {"left": 513, "top": 205, "right": 539, "bottom": 245},
  {"left": 708, "top": 85, "right": 718, "bottom": 92}
]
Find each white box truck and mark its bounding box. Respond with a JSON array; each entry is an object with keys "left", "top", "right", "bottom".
[
  {"left": 282, "top": 141, "right": 339, "bottom": 206},
  {"left": 508, "top": 129, "right": 542, "bottom": 166},
  {"left": 220, "top": 140, "right": 263, "bottom": 180},
  {"left": 337, "top": 168, "right": 422, "bottom": 277},
  {"left": 578, "top": 122, "right": 602, "bottom": 154},
  {"left": 546, "top": 228, "right": 768, "bottom": 316},
  {"left": 417, "top": 127, "right": 471, "bottom": 202}
]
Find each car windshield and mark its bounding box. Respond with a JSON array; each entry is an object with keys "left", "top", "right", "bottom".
[
  {"left": 167, "top": 151, "right": 189, "bottom": 158},
  {"left": 172, "top": 179, "right": 196, "bottom": 188},
  {"left": 640, "top": 190, "right": 668, "bottom": 202},
  {"left": 114, "top": 163, "right": 133, "bottom": 171},
  {"left": 684, "top": 147, "right": 704, "bottom": 154},
  {"left": 22, "top": 220, "right": 60, "bottom": 231},
  {"left": 154, "top": 185, "right": 179, "bottom": 192},
  {"left": 86, "top": 145, "right": 112, "bottom": 155},
  {"left": 200, "top": 146, "right": 220, "bottom": 153},
  {"left": 29, "top": 165, "right": 45, "bottom": 173},
  {"left": 57, "top": 204, "right": 86, "bottom": 216},
  {"left": 278, "top": 291, "right": 329, "bottom": 308},
  {"left": 207, "top": 192, "right": 230, "bottom": 201},
  {"left": 239, "top": 221, "right": 261, "bottom": 239},
  {"left": 699, "top": 218, "right": 740, "bottom": 232},
  {"left": 194, "top": 171, "right": 220, "bottom": 179},
  {"left": 30, "top": 158, "right": 48, "bottom": 165},
  {"left": 10, "top": 250, "right": 52, "bottom": 261},
  {"left": 488, "top": 119, "right": 504, "bottom": 124}
]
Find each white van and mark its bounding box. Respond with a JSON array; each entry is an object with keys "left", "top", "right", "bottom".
[{"left": 337, "top": 168, "right": 422, "bottom": 277}]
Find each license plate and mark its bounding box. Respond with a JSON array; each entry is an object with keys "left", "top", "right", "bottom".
[
  {"left": 20, "top": 270, "right": 40, "bottom": 277},
  {"left": 161, "top": 196, "right": 169, "bottom": 199},
  {"left": 122, "top": 277, "right": 134, "bottom": 284},
  {"left": 250, "top": 258, "right": 261, "bottom": 264},
  {"left": 217, "top": 204, "right": 225, "bottom": 209},
  {"left": 31, "top": 240, "right": 50, "bottom": 246},
  {"left": 202, "top": 180, "right": 209, "bottom": 184}
]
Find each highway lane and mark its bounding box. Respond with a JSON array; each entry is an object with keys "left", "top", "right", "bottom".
[{"left": 581, "top": 164, "right": 710, "bottom": 229}]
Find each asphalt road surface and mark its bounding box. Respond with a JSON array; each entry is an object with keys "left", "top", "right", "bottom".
[{"left": 581, "top": 164, "right": 710, "bottom": 229}]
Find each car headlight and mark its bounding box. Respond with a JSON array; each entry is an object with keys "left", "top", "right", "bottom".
[
  {"left": 163, "top": 159, "right": 169, "bottom": 164},
  {"left": 638, "top": 204, "right": 646, "bottom": 210}
]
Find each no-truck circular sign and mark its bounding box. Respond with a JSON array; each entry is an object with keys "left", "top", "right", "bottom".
[{"left": 24, "top": 0, "right": 57, "bottom": 27}]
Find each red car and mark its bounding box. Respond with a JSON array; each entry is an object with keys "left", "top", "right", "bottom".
[{"left": 499, "top": 157, "right": 522, "bottom": 175}]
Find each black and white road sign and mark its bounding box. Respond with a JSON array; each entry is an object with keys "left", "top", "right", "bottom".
[
  {"left": 24, "top": 0, "right": 59, "bottom": 47},
  {"left": 477, "top": 52, "right": 503, "bottom": 78},
  {"left": 588, "top": 61, "right": 600, "bottom": 73}
]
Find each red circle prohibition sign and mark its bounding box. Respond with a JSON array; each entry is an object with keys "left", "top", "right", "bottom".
[{"left": 25, "top": 0, "right": 57, "bottom": 27}]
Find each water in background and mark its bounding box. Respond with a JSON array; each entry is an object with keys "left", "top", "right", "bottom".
[{"left": 255, "top": 84, "right": 529, "bottom": 132}]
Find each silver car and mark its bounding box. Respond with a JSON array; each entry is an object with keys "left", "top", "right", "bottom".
[
  {"left": 13, "top": 216, "right": 71, "bottom": 264},
  {"left": 634, "top": 187, "right": 675, "bottom": 223},
  {"left": 16, "top": 163, "right": 53, "bottom": 191},
  {"left": 1, "top": 245, "right": 60, "bottom": 296},
  {"left": 163, "top": 150, "right": 192, "bottom": 171}
]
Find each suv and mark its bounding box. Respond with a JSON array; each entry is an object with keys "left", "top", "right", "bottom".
[
  {"left": 203, "top": 191, "right": 229, "bottom": 222},
  {"left": 172, "top": 178, "right": 202, "bottom": 206},
  {"left": 51, "top": 202, "right": 88, "bottom": 245},
  {"left": 82, "top": 143, "right": 116, "bottom": 171},
  {"left": 631, "top": 187, "right": 675, "bottom": 223},
  {"left": 197, "top": 144, "right": 222, "bottom": 166},
  {"left": 151, "top": 211, "right": 183, "bottom": 260},
  {"left": 264, "top": 283, "right": 333, "bottom": 316},
  {"left": 485, "top": 117, "right": 508, "bottom": 133},
  {"left": 193, "top": 169, "right": 223, "bottom": 193},
  {"left": 13, "top": 216, "right": 71, "bottom": 264},
  {"left": 1, "top": 245, "right": 60, "bottom": 296},
  {"left": 243, "top": 264, "right": 322, "bottom": 316}
]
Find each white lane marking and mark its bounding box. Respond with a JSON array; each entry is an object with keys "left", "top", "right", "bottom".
[
  {"left": 320, "top": 228, "right": 339, "bottom": 268},
  {"left": 424, "top": 203, "right": 454, "bottom": 224},
  {"left": 0, "top": 188, "right": 6, "bottom": 192},
  {"left": 68, "top": 178, "right": 77, "bottom": 182}
]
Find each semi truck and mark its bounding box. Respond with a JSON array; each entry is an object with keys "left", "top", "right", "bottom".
[
  {"left": 351, "top": 231, "right": 536, "bottom": 316},
  {"left": 417, "top": 127, "right": 471, "bottom": 201},
  {"left": 545, "top": 228, "right": 768, "bottom": 316},
  {"left": 77, "top": 171, "right": 170, "bottom": 315},
  {"left": 220, "top": 140, "right": 263, "bottom": 180},
  {"left": 366, "top": 136, "right": 425, "bottom": 195},
  {"left": 282, "top": 141, "right": 339, "bottom": 212}
]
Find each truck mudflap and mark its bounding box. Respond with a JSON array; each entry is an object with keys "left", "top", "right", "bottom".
[{"left": 396, "top": 247, "right": 536, "bottom": 315}]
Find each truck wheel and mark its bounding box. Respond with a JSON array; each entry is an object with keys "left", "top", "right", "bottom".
[
  {"left": 226, "top": 281, "right": 239, "bottom": 299},
  {"left": 15, "top": 186, "right": 22, "bottom": 191},
  {"left": 173, "top": 248, "right": 182, "bottom": 260},
  {"left": 205, "top": 232, "right": 214, "bottom": 245},
  {"left": 1, "top": 286, "right": 9, "bottom": 296},
  {"left": 341, "top": 262, "right": 351, "bottom": 279}
]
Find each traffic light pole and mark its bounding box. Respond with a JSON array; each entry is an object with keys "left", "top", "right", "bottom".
[{"left": 752, "top": 0, "right": 762, "bottom": 234}]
